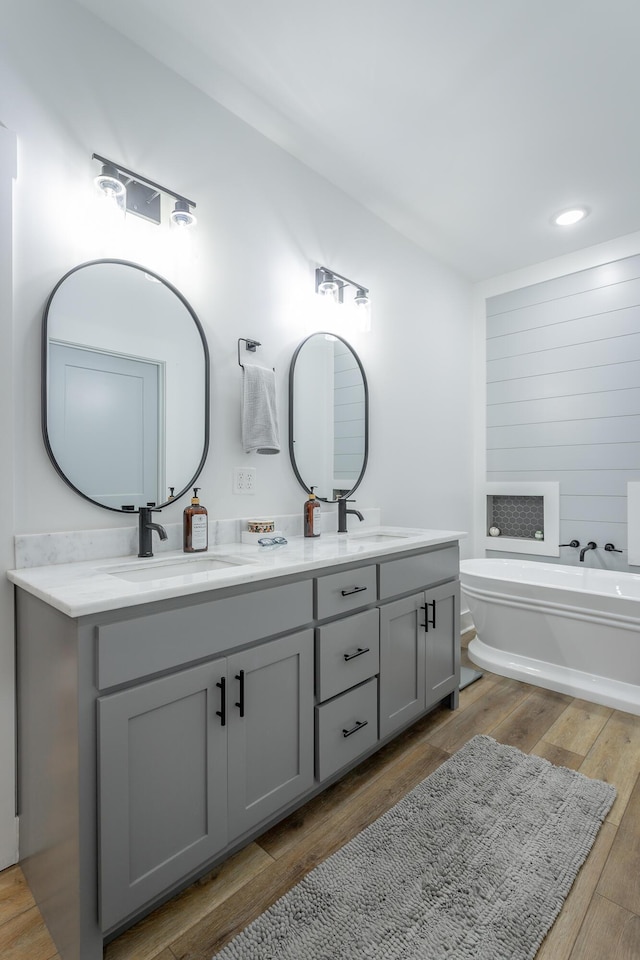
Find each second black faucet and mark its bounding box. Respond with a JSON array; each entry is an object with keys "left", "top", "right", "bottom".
[{"left": 337, "top": 498, "right": 364, "bottom": 534}]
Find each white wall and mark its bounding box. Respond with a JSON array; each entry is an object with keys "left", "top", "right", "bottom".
[
  {"left": 472, "top": 230, "right": 640, "bottom": 559},
  {"left": 0, "top": 124, "right": 18, "bottom": 869},
  {"left": 0, "top": 0, "right": 474, "bottom": 864}
]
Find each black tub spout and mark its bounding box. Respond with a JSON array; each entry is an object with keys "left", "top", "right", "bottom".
[{"left": 579, "top": 541, "right": 597, "bottom": 562}]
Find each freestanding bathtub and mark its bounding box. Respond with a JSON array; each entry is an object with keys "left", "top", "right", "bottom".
[{"left": 460, "top": 557, "right": 640, "bottom": 716}]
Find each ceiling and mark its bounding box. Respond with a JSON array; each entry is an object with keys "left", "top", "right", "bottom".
[{"left": 73, "top": 0, "right": 640, "bottom": 281}]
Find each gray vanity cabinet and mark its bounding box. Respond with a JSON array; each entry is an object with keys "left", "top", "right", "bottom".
[
  {"left": 379, "top": 593, "right": 426, "bottom": 738},
  {"left": 14, "top": 538, "right": 461, "bottom": 960},
  {"left": 424, "top": 580, "right": 460, "bottom": 710},
  {"left": 379, "top": 579, "right": 460, "bottom": 740},
  {"left": 98, "top": 659, "right": 228, "bottom": 931},
  {"left": 98, "top": 629, "right": 314, "bottom": 931},
  {"left": 226, "top": 631, "right": 315, "bottom": 838}
]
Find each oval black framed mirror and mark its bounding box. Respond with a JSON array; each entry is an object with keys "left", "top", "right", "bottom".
[
  {"left": 42, "top": 259, "right": 209, "bottom": 512},
  {"left": 289, "top": 332, "right": 368, "bottom": 501}
]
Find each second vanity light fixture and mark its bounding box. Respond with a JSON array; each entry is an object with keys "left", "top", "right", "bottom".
[
  {"left": 315, "top": 266, "right": 371, "bottom": 332},
  {"left": 92, "top": 154, "right": 197, "bottom": 228}
]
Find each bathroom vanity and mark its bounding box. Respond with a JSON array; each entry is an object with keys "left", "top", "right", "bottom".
[{"left": 10, "top": 527, "right": 462, "bottom": 960}]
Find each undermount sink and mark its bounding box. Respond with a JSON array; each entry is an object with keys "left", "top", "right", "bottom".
[
  {"left": 348, "top": 533, "right": 410, "bottom": 543},
  {"left": 105, "top": 556, "right": 252, "bottom": 582}
]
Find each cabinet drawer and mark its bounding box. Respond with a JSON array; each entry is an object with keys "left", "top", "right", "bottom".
[
  {"left": 315, "top": 678, "right": 378, "bottom": 781},
  {"left": 378, "top": 545, "right": 458, "bottom": 600},
  {"left": 316, "top": 609, "right": 379, "bottom": 702},
  {"left": 315, "top": 564, "right": 377, "bottom": 620},
  {"left": 97, "top": 579, "right": 313, "bottom": 689}
]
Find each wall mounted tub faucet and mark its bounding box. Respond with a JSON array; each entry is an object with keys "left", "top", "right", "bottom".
[
  {"left": 138, "top": 506, "right": 168, "bottom": 558},
  {"left": 559, "top": 540, "right": 580, "bottom": 548},
  {"left": 579, "top": 541, "right": 597, "bottom": 562}
]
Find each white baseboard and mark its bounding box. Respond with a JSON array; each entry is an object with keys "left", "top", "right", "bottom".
[{"left": 460, "top": 608, "right": 474, "bottom": 634}]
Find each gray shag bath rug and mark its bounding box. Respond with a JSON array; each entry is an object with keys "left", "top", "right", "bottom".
[{"left": 213, "top": 735, "right": 615, "bottom": 960}]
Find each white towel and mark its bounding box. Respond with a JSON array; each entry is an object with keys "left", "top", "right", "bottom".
[{"left": 242, "top": 364, "right": 281, "bottom": 455}]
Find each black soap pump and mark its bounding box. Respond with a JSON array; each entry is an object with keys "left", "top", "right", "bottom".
[
  {"left": 183, "top": 488, "right": 208, "bottom": 553},
  {"left": 304, "top": 486, "right": 321, "bottom": 538}
]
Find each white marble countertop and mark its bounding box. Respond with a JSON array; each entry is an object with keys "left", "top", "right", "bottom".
[{"left": 7, "top": 526, "right": 466, "bottom": 618}]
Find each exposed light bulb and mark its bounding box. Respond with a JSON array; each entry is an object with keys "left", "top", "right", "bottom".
[
  {"left": 353, "top": 289, "right": 371, "bottom": 333},
  {"left": 94, "top": 164, "right": 125, "bottom": 200},
  {"left": 170, "top": 199, "right": 197, "bottom": 228},
  {"left": 318, "top": 278, "right": 340, "bottom": 302}
]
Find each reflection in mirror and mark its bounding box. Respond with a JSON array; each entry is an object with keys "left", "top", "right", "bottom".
[
  {"left": 42, "top": 260, "right": 209, "bottom": 512},
  {"left": 289, "top": 333, "right": 368, "bottom": 501}
]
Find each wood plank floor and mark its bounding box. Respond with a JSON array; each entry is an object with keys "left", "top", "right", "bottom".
[{"left": 2, "top": 632, "right": 640, "bottom": 960}]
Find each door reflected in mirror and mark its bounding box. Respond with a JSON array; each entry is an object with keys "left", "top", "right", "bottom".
[
  {"left": 43, "top": 260, "right": 209, "bottom": 512},
  {"left": 289, "top": 333, "right": 368, "bottom": 501}
]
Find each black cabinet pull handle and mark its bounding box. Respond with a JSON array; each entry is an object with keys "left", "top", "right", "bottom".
[
  {"left": 421, "top": 600, "right": 436, "bottom": 631},
  {"left": 216, "top": 677, "right": 226, "bottom": 726},
  {"left": 341, "top": 585, "right": 367, "bottom": 597},
  {"left": 235, "top": 669, "right": 245, "bottom": 717},
  {"left": 342, "top": 719, "right": 368, "bottom": 738},
  {"left": 343, "top": 646, "right": 370, "bottom": 662}
]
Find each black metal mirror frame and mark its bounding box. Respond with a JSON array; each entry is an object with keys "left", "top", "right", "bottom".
[
  {"left": 288, "top": 331, "right": 369, "bottom": 502},
  {"left": 41, "top": 258, "right": 210, "bottom": 513}
]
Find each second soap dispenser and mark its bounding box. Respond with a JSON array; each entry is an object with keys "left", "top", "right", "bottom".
[
  {"left": 183, "top": 488, "right": 208, "bottom": 553},
  {"left": 304, "top": 486, "right": 321, "bottom": 538}
]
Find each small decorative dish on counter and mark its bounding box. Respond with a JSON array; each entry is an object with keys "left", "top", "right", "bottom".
[{"left": 247, "top": 519, "right": 275, "bottom": 534}]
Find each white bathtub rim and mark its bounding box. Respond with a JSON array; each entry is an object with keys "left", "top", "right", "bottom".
[
  {"left": 468, "top": 636, "right": 640, "bottom": 717},
  {"left": 461, "top": 581, "right": 640, "bottom": 633},
  {"left": 460, "top": 558, "right": 640, "bottom": 601}
]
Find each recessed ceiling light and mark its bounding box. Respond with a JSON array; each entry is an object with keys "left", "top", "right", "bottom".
[{"left": 553, "top": 207, "right": 589, "bottom": 227}]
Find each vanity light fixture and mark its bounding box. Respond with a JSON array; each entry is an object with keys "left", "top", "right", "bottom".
[
  {"left": 170, "top": 199, "right": 197, "bottom": 228},
  {"left": 315, "top": 266, "right": 371, "bottom": 331},
  {"left": 92, "top": 154, "right": 197, "bottom": 227},
  {"left": 315, "top": 268, "right": 342, "bottom": 303},
  {"left": 94, "top": 162, "right": 127, "bottom": 207},
  {"left": 553, "top": 206, "right": 589, "bottom": 227}
]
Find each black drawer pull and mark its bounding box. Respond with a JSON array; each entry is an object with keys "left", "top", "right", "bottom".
[
  {"left": 215, "top": 677, "right": 226, "bottom": 726},
  {"left": 235, "top": 669, "right": 245, "bottom": 718},
  {"left": 421, "top": 599, "right": 437, "bottom": 631},
  {"left": 341, "top": 585, "right": 368, "bottom": 597},
  {"left": 342, "top": 719, "right": 368, "bottom": 738},
  {"left": 343, "top": 646, "right": 370, "bottom": 662}
]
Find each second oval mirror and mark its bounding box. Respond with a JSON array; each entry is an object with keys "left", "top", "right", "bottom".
[{"left": 289, "top": 333, "right": 368, "bottom": 501}]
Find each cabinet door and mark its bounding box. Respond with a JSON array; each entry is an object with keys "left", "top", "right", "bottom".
[
  {"left": 227, "top": 630, "right": 314, "bottom": 838},
  {"left": 98, "top": 660, "right": 227, "bottom": 931},
  {"left": 379, "top": 593, "right": 426, "bottom": 739},
  {"left": 424, "top": 580, "right": 460, "bottom": 709}
]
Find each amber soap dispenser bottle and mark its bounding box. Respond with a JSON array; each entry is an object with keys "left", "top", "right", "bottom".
[
  {"left": 304, "top": 486, "right": 321, "bottom": 538},
  {"left": 183, "top": 487, "right": 208, "bottom": 553}
]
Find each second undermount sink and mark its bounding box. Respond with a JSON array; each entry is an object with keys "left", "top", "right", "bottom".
[
  {"left": 347, "top": 532, "right": 411, "bottom": 544},
  {"left": 105, "top": 555, "right": 252, "bottom": 582}
]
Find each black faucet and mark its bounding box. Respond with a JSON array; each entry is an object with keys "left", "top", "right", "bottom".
[
  {"left": 138, "top": 506, "right": 168, "bottom": 558},
  {"left": 579, "top": 541, "right": 597, "bottom": 562},
  {"left": 337, "top": 498, "right": 364, "bottom": 534}
]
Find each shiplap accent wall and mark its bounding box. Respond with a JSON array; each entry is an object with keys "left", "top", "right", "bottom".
[{"left": 486, "top": 253, "right": 640, "bottom": 569}]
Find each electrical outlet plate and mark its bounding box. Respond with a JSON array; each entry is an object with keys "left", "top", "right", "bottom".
[{"left": 233, "top": 467, "right": 256, "bottom": 495}]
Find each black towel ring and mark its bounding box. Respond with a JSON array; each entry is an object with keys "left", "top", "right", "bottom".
[
  {"left": 237, "top": 338, "right": 261, "bottom": 368},
  {"left": 237, "top": 338, "right": 274, "bottom": 371}
]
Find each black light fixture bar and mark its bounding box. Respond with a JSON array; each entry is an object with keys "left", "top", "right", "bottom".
[{"left": 92, "top": 154, "right": 196, "bottom": 208}]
